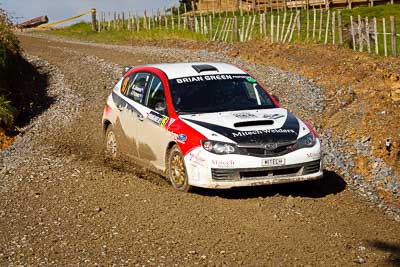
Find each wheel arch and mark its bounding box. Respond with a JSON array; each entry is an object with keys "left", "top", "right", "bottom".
[{"left": 103, "top": 119, "right": 112, "bottom": 134}]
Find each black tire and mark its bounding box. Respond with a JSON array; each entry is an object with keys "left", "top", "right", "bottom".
[
  {"left": 168, "top": 145, "right": 192, "bottom": 192},
  {"left": 105, "top": 125, "right": 118, "bottom": 160}
]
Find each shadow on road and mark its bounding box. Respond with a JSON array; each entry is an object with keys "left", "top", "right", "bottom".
[
  {"left": 194, "top": 170, "right": 346, "bottom": 199},
  {"left": 1, "top": 52, "right": 53, "bottom": 127},
  {"left": 368, "top": 240, "right": 400, "bottom": 265}
]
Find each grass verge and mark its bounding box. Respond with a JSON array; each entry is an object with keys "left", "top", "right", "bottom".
[{"left": 48, "top": 5, "right": 400, "bottom": 56}]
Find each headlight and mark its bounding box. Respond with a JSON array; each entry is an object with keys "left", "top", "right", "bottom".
[
  {"left": 201, "top": 140, "right": 238, "bottom": 155},
  {"left": 295, "top": 132, "right": 316, "bottom": 149}
]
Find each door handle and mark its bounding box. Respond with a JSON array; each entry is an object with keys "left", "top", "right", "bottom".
[{"left": 137, "top": 113, "right": 145, "bottom": 121}]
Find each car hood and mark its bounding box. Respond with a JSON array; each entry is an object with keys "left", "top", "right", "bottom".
[{"left": 179, "top": 108, "right": 302, "bottom": 144}]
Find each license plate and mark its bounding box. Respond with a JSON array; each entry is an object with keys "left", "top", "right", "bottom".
[{"left": 262, "top": 158, "right": 286, "bottom": 167}]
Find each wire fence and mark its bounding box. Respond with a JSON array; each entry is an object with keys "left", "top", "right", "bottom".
[{"left": 94, "top": 7, "right": 399, "bottom": 57}]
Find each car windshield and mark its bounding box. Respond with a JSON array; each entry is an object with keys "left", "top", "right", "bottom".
[{"left": 169, "top": 74, "right": 276, "bottom": 114}]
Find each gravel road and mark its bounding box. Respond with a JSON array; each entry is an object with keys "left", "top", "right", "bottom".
[{"left": 0, "top": 35, "right": 399, "bottom": 266}]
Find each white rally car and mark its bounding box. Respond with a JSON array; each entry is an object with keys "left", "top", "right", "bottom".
[{"left": 102, "top": 62, "right": 322, "bottom": 192}]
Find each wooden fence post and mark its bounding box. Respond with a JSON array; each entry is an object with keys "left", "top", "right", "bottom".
[
  {"left": 297, "top": 11, "right": 301, "bottom": 39},
  {"left": 318, "top": 9, "right": 323, "bottom": 41},
  {"left": 122, "top": 12, "right": 125, "bottom": 29},
  {"left": 108, "top": 12, "right": 111, "bottom": 31},
  {"left": 92, "top": 8, "right": 98, "bottom": 31},
  {"left": 312, "top": 8, "right": 316, "bottom": 39},
  {"left": 195, "top": 15, "right": 199, "bottom": 33},
  {"left": 350, "top": 16, "right": 356, "bottom": 50},
  {"left": 263, "top": 13, "right": 267, "bottom": 36},
  {"left": 117, "top": 13, "right": 121, "bottom": 31},
  {"left": 390, "top": 16, "right": 397, "bottom": 57},
  {"left": 227, "top": 18, "right": 232, "bottom": 41},
  {"left": 218, "top": 18, "right": 227, "bottom": 41},
  {"left": 212, "top": 18, "right": 220, "bottom": 41},
  {"left": 248, "top": 16, "right": 256, "bottom": 41},
  {"left": 199, "top": 14, "right": 203, "bottom": 34},
  {"left": 178, "top": 8, "right": 181, "bottom": 30},
  {"left": 324, "top": 10, "right": 330, "bottom": 44},
  {"left": 283, "top": 12, "right": 293, "bottom": 43},
  {"left": 306, "top": 8, "right": 310, "bottom": 41},
  {"left": 113, "top": 12, "right": 116, "bottom": 30},
  {"left": 221, "top": 18, "right": 231, "bottom": 42},
  {"left": 338, "top": 11, "right": 343, "bottom": 45},
  {"left": 281, "top": 12, "right": 287, "bottom": 41},
  {"left": 271, "top": 14, "right": 274, "bottom": 42},
  {"left": 289, "top": 11, "right": 300, "bottom": 42},
  {"left": 332, "top": 11, "right": 336, "bottom": 44},
  {"left": 240, "top": 16, "right": 244, "bottom": 42},
  {"left": 277, "top": 14, "right": 280, "bottom": 41},
  {"left": 366, "top": 17, "right": 371, "bottom": 53},
  {"left": 209, "top": 15, "right": 213, "bottom": 40},
  {"left": 128, "top": 12, "right": 132, "bottom": 31},
  {"left": 358, "top": 15, "right": 363, "bottom": 52},
  {"left": 97, "top": 14, "right": 101, "bottom": 32},
  {"left": 143, "top": 10, "right": 147, "bottom": 30},
  {"left": 234, "top": 16, "right": 239, "bottom": 42},
  {"left": 373, "top": 17, "right": 379, "bottom": 55},
  {"left": 383, "top": 17, "right": 387, "bottom": 57}
]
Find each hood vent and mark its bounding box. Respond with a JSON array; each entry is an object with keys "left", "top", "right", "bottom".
[
  {"left": 234, "top": 120, "right": 274, "bottom": 128},
  {"left": 192, "top": 64, "right": 218, "bottom": 73}
]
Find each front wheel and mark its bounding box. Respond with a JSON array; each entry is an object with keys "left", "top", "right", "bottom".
[{"left": 168, "top": 145, "right": 192, "bottom": 192}]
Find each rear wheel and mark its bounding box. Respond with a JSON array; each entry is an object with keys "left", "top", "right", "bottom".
[
  {"left": 105, "top": 125, "right": 118, "bottom": 160},
  {"left": 168, "top": 145, "right": 192, "bottom": 192}
]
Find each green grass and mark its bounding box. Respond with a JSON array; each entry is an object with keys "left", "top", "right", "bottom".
[
  {"left": 0, "top": 95, "right": 16, "bottom": 127},
  {"left": 341, "top": 4, "right": 400, "bottom": 18},
  {"left": 49, "top": 5, "right": 400, "bottom": 57},
  {"left": 50, "top": 21, "right": 209, "bottom": 43}
]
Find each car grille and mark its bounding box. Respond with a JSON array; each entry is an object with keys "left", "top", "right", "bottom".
[
  {"left": 238, "top": 142, "right": 296, "bottom": 157},
  {"left": 303, "top": 160, "right": 321, "bottom": 175},
  {"left": 211, "top": 169, "right": 238, "bottom": 180},
  {"left": 211, "top": 160, "right": 321, "bottom": 181}
]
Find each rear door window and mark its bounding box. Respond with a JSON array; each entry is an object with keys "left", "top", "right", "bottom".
[{"left": 125, "top": 72, "right": 151, "bottom": 104}]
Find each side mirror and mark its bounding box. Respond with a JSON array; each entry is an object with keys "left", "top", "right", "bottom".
[
  {"left": 155, "top": 102, "right": 167, "bottom": 115},
  {"left": 273, "top": 95, "right": 280, "bottom": 103},
  {"left": 123, "top": 66, "right": 133, "bottom": 76}
]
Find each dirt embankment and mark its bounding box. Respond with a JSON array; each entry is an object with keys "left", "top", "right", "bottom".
[
  {"left": 0, "top": 12, "right": 51, "bottom": 149},
  {"left": 0, "top": 34, "right": 399, "bottom": 266}
]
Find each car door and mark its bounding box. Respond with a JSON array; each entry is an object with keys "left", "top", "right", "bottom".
[
  {"left": 136, "top": 73, "right": 172, "bottom": 171},
  {"left": 117, "top": 72, "right": 151, "bottom": 158}
]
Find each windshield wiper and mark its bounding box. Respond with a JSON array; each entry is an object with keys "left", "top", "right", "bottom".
[{"left": 176, "top": 110, "right": 197, "bottom": 115}]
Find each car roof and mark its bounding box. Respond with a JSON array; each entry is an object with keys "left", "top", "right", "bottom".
[{"left": 138, "top": 62, "right": 247, "bottom": 79}]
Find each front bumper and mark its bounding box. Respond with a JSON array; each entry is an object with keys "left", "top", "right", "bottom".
[{"left": 184, "top": 141, "right": 323, "bottom": 189}]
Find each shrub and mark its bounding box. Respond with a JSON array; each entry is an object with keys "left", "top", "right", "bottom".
[{"left": 0, "top": 8, "right": 19, "bottom": 128}]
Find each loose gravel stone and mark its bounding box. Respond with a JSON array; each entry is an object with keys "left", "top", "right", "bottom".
[{"left": 0, "top": 34, "right": 399, "bottom": 266}]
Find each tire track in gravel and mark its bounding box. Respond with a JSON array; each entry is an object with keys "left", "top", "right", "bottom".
[{"left": 0, "top": 35, "right": 399, "bottom": 266}]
